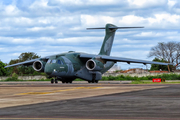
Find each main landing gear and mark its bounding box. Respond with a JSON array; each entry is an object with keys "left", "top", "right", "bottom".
[
  {"left": 88, "top": 74, "right": 98, "bottom": 83},
  {"left": 50, "top": 78, "right": 73, "bottom": 84},
  {"left": 62, "top": 80, "right": 72, "bottom": 84},
  {"left": 88, "top": 80, "right": 98, "bottom": 83}
]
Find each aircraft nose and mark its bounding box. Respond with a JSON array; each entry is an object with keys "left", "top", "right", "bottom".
[
  {"left": 44, "top": 65, "right": 53, "bottom": 75},
  {"left": 45, "top": 69, "right": 52, "bottom": 75}
]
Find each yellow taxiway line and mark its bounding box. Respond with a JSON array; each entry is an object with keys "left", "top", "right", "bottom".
[{"left": 15, "top": 87, "right": 102, "bottom": 95}]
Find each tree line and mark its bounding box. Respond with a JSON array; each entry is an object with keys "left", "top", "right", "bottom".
[
  {"left": 0, "top": 52, "right": 40, "bottom": 76},
  {"left": 148, "top": 41, "right": 179, "bottom": 71}
]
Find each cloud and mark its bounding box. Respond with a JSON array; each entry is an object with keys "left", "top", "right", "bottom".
[
  {"left": 112, "top": 50, "right": 150, "bottom": 60},
  {"left": 27, "top": 26, "right": 55, "bottom": 31},
  {"left": 48, "top": 0, "right": 127, "bottom": 6},
  {"left": 4, "top": 5, "right": 20, "bottom": 15},
  {"left": 135, "top": 31, "right": 179, "bottom": 38},
  {"left": 168, "top": 0, "right": 177, "bottom": 7},
  {"left": 118, "top": 15, "right": 146, "bottom": 25},
  {"left": 149, "top": 13, "right": 180, "bottom": 27},
  {"left": 80, "top": 15, "right": 116, "bottom": 27},
  {"left": 128, "top": 0, "right": 167, "bottom": 8},
  {"left": 114, "top": 44, "right": 155, "bottom": 49},
  {"left": 80, "top": 13, "right": 180, "bottom": 29}
]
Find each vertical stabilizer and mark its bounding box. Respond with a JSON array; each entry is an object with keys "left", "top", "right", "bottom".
[{"left": 99, "top": 24, "right": 117, "bottom": 56}]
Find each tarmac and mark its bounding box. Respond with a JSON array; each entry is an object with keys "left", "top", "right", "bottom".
[{"left": 0, "top": 81, "right": 180, "bottom": 120}]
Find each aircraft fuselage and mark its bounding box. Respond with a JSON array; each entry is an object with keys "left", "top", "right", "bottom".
[{"left": 44, "top": 51, "right": 114, "bottom": 82}]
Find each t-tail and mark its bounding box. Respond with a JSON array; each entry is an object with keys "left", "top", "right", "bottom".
[{"left": 87, "top": 23, "right": 144, "bottom": 56}]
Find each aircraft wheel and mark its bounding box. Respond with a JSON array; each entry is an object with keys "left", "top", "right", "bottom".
[
  {"left": 88, "top": 81, "right": 91, "bottom": 83},
  {"left": 66, "top": 81, "right": 69, "bottom": 83},
  {"left": 69, "top": 81, "right": 72, "bottom": 83},
  {"left": 51, "top": 79, "right": 54, "bottom": 84},
  {"left": 55, "top": 79, "right": 58, "bottom": 84},
  {"left": 95, "top": 80, "right": 98, "bottom": 83},
  {"left": 62, "top": 81, "right": 65, "bottom": 84}
]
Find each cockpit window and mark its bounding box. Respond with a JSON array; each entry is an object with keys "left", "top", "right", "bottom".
[
  {"left": 57, "top": 60, "right": 61, "bottom": 64},
  {"left": 57, "top": 60, "right": 64, "bottom": 65},
  {"left": 47, "top": 59, "right": 51, "bottom": 63},
  {"left": 52, "top": 60, "right": 56, "bottom": 63}
]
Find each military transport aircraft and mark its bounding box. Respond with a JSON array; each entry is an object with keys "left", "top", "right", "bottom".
[{"left": 5, "top": 24, "right": 173, "bottom": 84}]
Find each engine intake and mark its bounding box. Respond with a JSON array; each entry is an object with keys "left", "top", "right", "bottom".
[
  {"left": 33, "top": 60, "right": 44, "bottom": 72},
  {"left": 86, "top": 59, "right": 104, "bottom": 71}
]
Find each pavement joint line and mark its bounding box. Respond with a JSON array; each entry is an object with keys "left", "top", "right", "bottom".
[{"left": 15, "top": 87, "right": 103, "bottom": 95}]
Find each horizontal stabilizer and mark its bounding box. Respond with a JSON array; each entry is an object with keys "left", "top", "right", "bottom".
[{"left": 87, "top": 27, "right": 144, "bottom": 30}]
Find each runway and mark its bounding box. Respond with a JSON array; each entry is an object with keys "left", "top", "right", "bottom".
[{"left": 0, "top": 82, "right": 180, "bottom": 120}]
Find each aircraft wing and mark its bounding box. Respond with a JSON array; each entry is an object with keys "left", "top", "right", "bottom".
[
  {"left": 79, "top": 54, "right": 173, "bottom": 65},
  {"left": 4, "top": 56, "right": 51, "bottom": 68},
  {"left": 4, "top": 58, "right": 40, "bottom": 68},
  {"left": 4, "top": 52, "right": 63, "bottom": 69}
]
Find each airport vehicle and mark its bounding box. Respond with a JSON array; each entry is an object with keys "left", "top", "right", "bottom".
[{"left": 5, "top": 24, "right": 173, "bottom": 84}]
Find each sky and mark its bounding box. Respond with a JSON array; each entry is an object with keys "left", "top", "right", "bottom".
[{"left": 0, "top": 0, "right": 180, "bottom": 70}]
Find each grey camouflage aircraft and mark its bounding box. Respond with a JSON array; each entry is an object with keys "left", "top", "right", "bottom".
[{"left": 5, "top": 24, "right": 173, "bottom": 84}]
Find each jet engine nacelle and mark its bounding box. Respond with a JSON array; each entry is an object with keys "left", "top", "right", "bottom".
[
  {"left": 33, "top": 60, "right": 46, "bottom": 72},
  {"left": 86, "top": 59, "right": 104, "bottom": 71}
]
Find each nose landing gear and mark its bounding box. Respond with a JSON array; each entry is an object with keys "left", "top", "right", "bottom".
[{"left": 51, "top": 78, "right": 58, "bottom": 84}]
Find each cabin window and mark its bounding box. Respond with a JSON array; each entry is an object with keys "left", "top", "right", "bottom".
[
  {"left": 52, "top": 60, "right": 57, "bottom": 63},
  {"left": 47, "top": 59, "right": 51, "bottom": 63}
]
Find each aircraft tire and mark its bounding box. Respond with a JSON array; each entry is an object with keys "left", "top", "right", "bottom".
[
  {"left": 55, "top": 79, "right": 58, "bottom": 84},
  {"left": 88, "top": 81, "right": 91, "bottom": 83},
  {"left": 95, "top": 80, "right": 98, "bottom": 83},
  {"left": 62, "top": 81, "right": 65, "bottom": 84},
  {"left": 69, "top": 81, "right": 72, "bottom": 83},
  {"left": 51, "top": 79, "right": 54, "bottom": 84}
]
